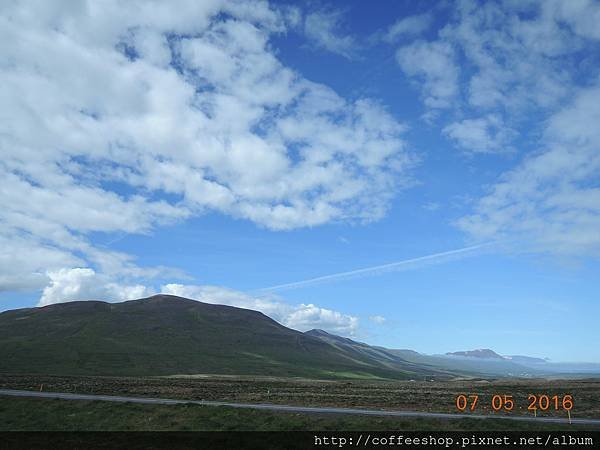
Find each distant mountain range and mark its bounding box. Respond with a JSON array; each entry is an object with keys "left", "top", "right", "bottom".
[
  {"left": 445, "top": 350, "right": 549, "bottom": 365},
  {"left": 0, "top": 295, "right": 598, "bottom": 379},
  {"left": 440, "top": 349, "right": 599, "bottom": 375}
]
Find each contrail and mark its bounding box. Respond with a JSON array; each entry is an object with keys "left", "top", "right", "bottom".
[{"left": 258, "top": 243, "right": 494, "bottom": 292}]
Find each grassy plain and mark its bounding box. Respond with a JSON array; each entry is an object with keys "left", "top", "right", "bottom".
[
  {"left": 1, "top": 374, "right": 599, "bottom": 420},
  {"left": 1, "top": 396, "right": 596, "bottom": 432}
]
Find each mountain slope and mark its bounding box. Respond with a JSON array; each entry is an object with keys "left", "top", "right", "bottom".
[
  {"left": 0, "top": 295, "right": 446, "bottom": 379},
  {"left": 305, "top": 329, "right": 457, "bottom": 378},
  {"left": 304, "top": 331, "right": 548, "bottom": 378}
]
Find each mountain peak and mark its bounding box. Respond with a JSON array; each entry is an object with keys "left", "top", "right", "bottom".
[
  {"left": 305, "top": 329, "right": 331, "bottom": 337},
  {"left": 133, "top": 294, "right": 197, "bottom": 304},
  {"left": 446, "top": 349, "right": 504, "bottom": 359}
]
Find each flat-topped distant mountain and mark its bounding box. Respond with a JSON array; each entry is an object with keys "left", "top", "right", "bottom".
[{"left": 446, "top": 349, "right": 505, "bottom": 359}]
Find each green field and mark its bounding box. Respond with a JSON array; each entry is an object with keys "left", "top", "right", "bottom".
[{"left": 1, "top": 396, "right": 594, "bottom": 432}]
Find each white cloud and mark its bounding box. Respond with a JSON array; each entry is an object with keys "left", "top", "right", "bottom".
[
  {"left": 458, "top": 82, "right": 600, "bottom": 256},
  {"left": 0, "top": 233, "right": 83, "bottom": 292},
  {"left": 443, "top": 0, "right": 573, "bottom": 113},
  {"left": 443, "top": 115, "right": 515, "bottom": 154},
  {"left": 284, "top": 304, "right": 359, "bottom": 336},
  {"left": 391, "top": 0, "right": 597, "bottom": 149},
  {"left": 161, "top": 283, "right": 359, "bottom": 336},
  {"left": 304, "top": 10, "right": 357, "bottom": 59},
  {"left": 369, "top": 315, "right": 386, "bottom": 324},
  {"left": 396, "top": 40, "right": 458, "bottom": 110},
  {"left": 387, "top": 0, "right": 600, "bottom": 256},
  {"left": 384, "top": 13, "right": 432, "bottom": 42},
  {"left": 39, "top": 268, "right": 152, "bottom": 307},
  {"left": 545, "top": 0, "right": 600, "bottom": 41},
  {"left": 0, "top": 1, "right": 413, "bottom": 294}
]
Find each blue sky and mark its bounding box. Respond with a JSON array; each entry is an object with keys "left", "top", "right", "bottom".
[{"left": 1, "top": 0, "right": 599, "bottom": 361}]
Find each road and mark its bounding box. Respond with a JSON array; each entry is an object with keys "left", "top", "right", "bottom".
[{"left": 2, "top": 388, "right": 600, "bottom": 426}]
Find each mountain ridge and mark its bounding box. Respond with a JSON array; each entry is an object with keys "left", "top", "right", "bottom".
[
  {"left": 1, "top": 295, "right": 597, "bottom": 378},
  {"left": 0, "top": 295, "right": 446, "bottom": 380}
]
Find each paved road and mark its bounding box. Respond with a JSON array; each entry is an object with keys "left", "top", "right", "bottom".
[{"left": 2, "top": 389, "right": 600, "bottom": 426}]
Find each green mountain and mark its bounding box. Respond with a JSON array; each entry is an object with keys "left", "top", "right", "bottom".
[{"left": 0, "top": 295, "right": 447, "bottom": 379}]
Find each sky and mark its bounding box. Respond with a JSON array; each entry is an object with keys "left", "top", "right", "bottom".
[{"left": 1, "top": 0, "right": 599, "bottom": 362}]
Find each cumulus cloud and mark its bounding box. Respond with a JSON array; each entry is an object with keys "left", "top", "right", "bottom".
[
  {"left": 304, "top": 10, "right": 357, "bottom": 59},
  {"left": 445, "top": 0, "right": 574, "bottom": 113},
  {"left": 444, "top": 0, "right": 600, "bottom": 255},
  {"left": 391, "top": 0, "right": 593, "bottom": 146},
  {"left": 0, "top": 233, "right": 82, "bottom": 292},
  {"left": 369, "top": 315, "right": 386, "bottom": 324},
  {"left": 396, "top": 40, "right": 458, "bottom": 110},
  {"left": 161, "top": 284, "right": 359, "bottom": 336},
  {"left": 541, "top": 0, "right": 600, "bottom": 41},
  {"left": 0, "top": 1, "right": 413, "bottom": 295},
  {"left": 39, "top": 268, "right": 152, "bottom": 307},
  {"left": 443, "top": 115, "right": 515, "bottom": 154},
  {"left": 389, "top": 0, "right": 600, "bottom": 256},
  {"left": 384, "top": 13, "right": 432, "bottom": 42},
  {"left": 458, "top": 82, "right": 600, "bottom": 256}
]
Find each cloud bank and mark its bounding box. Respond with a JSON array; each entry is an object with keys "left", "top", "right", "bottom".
[
  {"left": 392, "top": 0, "right": 600, "bottom": 256},
  {"left": 1, "top": 1, "right": 413, "bottom": 296}
]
